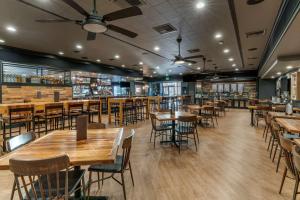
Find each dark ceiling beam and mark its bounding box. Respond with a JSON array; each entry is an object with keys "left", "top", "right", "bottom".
[
  {"left": 0, "top": 45, "right": 141, "bottom": 77},
  {"left": 258, "top": 0, "right": 300, "bottom": 77},
  {"left": 227, "top": 0, "right": 245, "bottom": 68}
]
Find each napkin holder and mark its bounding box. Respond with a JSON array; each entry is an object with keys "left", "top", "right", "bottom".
[{"left": 76, "top": 115, "right": 88, "bottom": 141}]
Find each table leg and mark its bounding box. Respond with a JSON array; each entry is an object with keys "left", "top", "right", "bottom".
[
  {"left": 108, "top": 101, "right": 111, "bottom": 124},
  {"left": 250, "top": 109, "right": 254, "bottom": 126},
  {"left": 119, "top": 103, "right": 123, "bottom": 127},
  {"left": 146, "top": 100, "right": 149, "bottom": 119}
]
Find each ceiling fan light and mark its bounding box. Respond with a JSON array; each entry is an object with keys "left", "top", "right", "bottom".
[
  {"left": 175, "top": 60, "right": 185, "bottom": 64},
  {"left": 83, "top": 18, "right": 107, "bottom": 33}
]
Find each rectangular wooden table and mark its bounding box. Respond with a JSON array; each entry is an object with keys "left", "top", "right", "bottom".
[
  {"left": 0, "top": 128, "right": 123, "bottom": 170},
  {"left": 268, "top": 112, "right": 300, "bottom": 120},
  {"left": 275, "top": 118, "right": 300, "bottom": 134}
]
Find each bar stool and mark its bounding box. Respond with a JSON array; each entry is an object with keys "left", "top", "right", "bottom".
[
  {"left": 65, "top": 102, "right": 84, "bottom": 129},
  {"left": 44, "top": 103, "right": 64, "bottom": 134},
  {"left": 2, "top": 105, "right": 34, "bottom": 151},
  {"left": 86, "top": 100, "right": 101, "bottom": 123},
  {"left": 135, "top": 99, "right": 144, "bottom": 121}
]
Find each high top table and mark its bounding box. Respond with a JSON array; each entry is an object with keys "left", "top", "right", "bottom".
[{"left": 0, "top": 128, "right": 123, "bottom": 199}]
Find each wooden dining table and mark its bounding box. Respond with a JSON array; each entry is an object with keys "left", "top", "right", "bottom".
[
  {"left": 154, "top": 111, "right": 196, "bottom": 146},
  {"left": 275, "top": 118, "right": 300, "bottom": 134},
  {"left": 0, "top": 128, "right": 123, "bottom": 199},
  {"left": 268, "top": 112, "right": 300, "bottom": 120}
]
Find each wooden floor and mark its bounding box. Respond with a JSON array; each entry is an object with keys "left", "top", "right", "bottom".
[{"left": 0, "top": 109, "right": 298, "bottom": 199}]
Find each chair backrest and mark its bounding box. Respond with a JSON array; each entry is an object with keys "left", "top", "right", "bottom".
[
  {"left": 293, "top": 145, "right": 300, "bottom": 174},
  {"left": 121, "top": 130, "right": 135, "bottom": 170},
  {"left": 0, "top": 146, "right": 3, "bottom": 156},
  {"left": 270, "top": 120, "right": 281, "bottom": 140},
  {"left": 68, "top": 102, "right": 84, "bottom": 112},
  {"left": 9, "top": 154, "right": 70, "bottom": 200},
  {"left": 88, "top": 123, "right": 106, "bottom": 129},
  {"left": 88, "top": 100, "right": 100, "bottom": 111},
  {"left": 177, "top": 116, "right": 197, "bottom": 134},
  {"left": 6, "top": 132, "right": 36, "bottom": 152},
  {"left": 149, "top": 113, "right": 157, "bottom": 129},
  {"left": 8, "top": 104, "right": 34, "bottom": 123},
  {"left": 279, "top": 135, "right": 296, "bottom": 176},
  {"left": 45, "top": 103, "right": 64, "bottom": 116}
]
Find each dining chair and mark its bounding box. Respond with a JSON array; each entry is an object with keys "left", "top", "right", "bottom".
[
  {"left": 149, "top": 113, "right": 172, "bottom": 148},
  {"left": 278, "top": 135, "right": 296, "bottom": 197},
  {"left": 200, "top": 106, "right": 215, "bottom": 127},
  {"left": 2, "top": 104, "right": 34, "bottom": 151},
  {"left": 269, "top": 121, "right": 283, "bottom": 172},
  {"left": 9, "top": 154, "right": 86, "bottom": 200},
  {"left": 175, "top": 115, "right": 198, "bottom": 153},
  {"left": 85, "top": 100, "right": 101, "bottom": 123},
  {"left": 44, "top": 103, "right": 64, "bottom": 135},
  {"left": 88, "top": 122, "right": 106, "bottom": 129},
  {"left": 87, "top": 130, "right": 135, "bottom": 200},
  {"left": 66, "top": 102, "right": 84, "bottom": 129},
  {"left": 263, "top": 113, "right": 271, "bottom": 142},
  {"left": 292, "top": 145, "right": 300, "bottom": 200}
]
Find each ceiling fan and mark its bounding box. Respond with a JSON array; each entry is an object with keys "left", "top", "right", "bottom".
[
  {"left": 204, "top": 66, "right": 228, "bottom": 80},
  {"left": 18, "top": 0, "right": 142, "bottom": 40},
  {"left": 172, "top": 34, "right": 204, "bottom": 65}
]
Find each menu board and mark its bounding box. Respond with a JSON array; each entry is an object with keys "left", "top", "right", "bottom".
[
  {"left": 231, "top": 84, "right": 237, "bottom": 92},
  {"left": 224, "top": 84, "right": 230, "bottom": 92}
]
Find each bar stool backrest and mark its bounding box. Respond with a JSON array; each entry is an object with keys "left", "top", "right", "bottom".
[
  {"left": 6, "top": 132, "right": 36, "bottom": 152},
  {"left": 293, "top": 145, "right": 300, "bottom": 175},
  {"left": 68, "top": 102, "right": 84, "bottom": 113},
  {"left": 88, "top": 100, "right": 100, "bottom": 111},
  {"left": 45, "top": 103, "right": 64, "bottom": 116},
  {"left": 8, "top": 105, "right": 34, "bottom": 123},
  {"left": 9, "top": 154, "right": 70, "bottom": 200}
]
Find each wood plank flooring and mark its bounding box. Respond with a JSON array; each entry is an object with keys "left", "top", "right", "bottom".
[{"left": 0, "top": 109, "right": 297, "bottom": 199}]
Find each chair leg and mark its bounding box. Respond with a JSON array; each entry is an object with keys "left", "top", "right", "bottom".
[
  {"left": 293, "top": 175, "right": 300, "bottom": 200},
  {"left": 153, "top": 131, "right": 156, "bottom": 148},
  {"left": 276, "top": 148, "right": 282, "bottom": 173},
  {"left": 129, "top": 161, "right": 134, "bottom": 186},
  {"left": 121, "top": 171, "right": 127, "bottom": 200},
  {"left": 97, "top": 172, "right": 100, "bottom": 189},
  {"left": 269, "top": 137, "right": 275, "bottom": 158},
  {"left": 279, "top": 167, "right": 287, "bottom": 194},
  {"left": 10, "top": 180, "right": 16, "bottom": 200},
  {"left": 272, "top": 144, "right": 278, "bottom": 162},
  {"left": 88, "top": 171, "right": 92, "bottom": 197},
  {"left": 267, "top": 135, "right": 272, "bottom": 151},
  {"left": 193, "top": 133, "right": 198, "bottom": 151},
  {"left": 150, "top": 129, "right": 153, "bottom": 142}
]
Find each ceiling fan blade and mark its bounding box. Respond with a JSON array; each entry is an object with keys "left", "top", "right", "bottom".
[
  {"left": 103, "top": 6, "right": 142, "bottom": 22},
  {"left": 107, "top": 24, "right": 138, "bottom": 38},
  {"left": 62, "top": 0, "right": 89, "bottom": 16},
  {"left": 184, "top": 60, "right": 197, "bottom": 64},
  {"left": 35, "top": 19, "right": 73, "bottom": 23},
  {"left": 183, "top": 55, "right": 204, "bottom": 60},
  {"left": 87, "top": 32, "right": 97, "bottom": 41},
  {"left": 17, "top": 0, "right": 71, "bottom": 20}
]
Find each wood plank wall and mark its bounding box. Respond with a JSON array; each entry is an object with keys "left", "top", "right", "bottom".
[{"left": 1, "top": 85, "right": 72, "bottom": 103}]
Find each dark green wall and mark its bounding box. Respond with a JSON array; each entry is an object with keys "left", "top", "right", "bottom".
[{"left": 257, "top": 79, "right": 276, "bottom": 99}]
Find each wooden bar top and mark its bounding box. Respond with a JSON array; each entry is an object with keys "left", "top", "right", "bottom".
[
  {"left": 275, "top": 118, "right": 300, "bottom": 134},
  {"left": 0, "top": 128, "right": 123, "bottom": 170}
]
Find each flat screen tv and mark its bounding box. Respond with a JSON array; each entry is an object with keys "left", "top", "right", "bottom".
[{"left": 120, "top": 82, "right": 130, "bottom": 87}]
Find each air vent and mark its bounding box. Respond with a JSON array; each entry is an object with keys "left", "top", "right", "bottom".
[
  {"left": 109, "top": 58, "right": 115, "bottom": 61},
  {"left": 81, "top": 56, "right": 88, "bottom": 60},
  {"left": 248, "top": 48, "right": 258, "bottom": 51},
  {"left": 125, "top": 0, "right": 146, "bottom": 6},
  {"left": 153, "top": 23, "right": 177, "bottom": 34},
  {"left": 247, "top": 0, "right": 264, "bottom": 5},
  {"left": 246, "top": 30, "right": 266, "bottom": 38},
  {"left": 73, "top": 50, "right": 80, "bottom": 53},
  {"left": 249, "top": 64, "right": 254, "bottom": 66},
  {"left": 187, "top": 48, "right": 200, "bottom": 53}
]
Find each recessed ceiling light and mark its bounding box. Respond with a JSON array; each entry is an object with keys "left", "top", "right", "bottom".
[
  {"left": 196, "top": 1, "right": 205, "bottom": 9},
  {"left": 166, "top": 73, "right": 169, "bottom": 76},
  {"left": 228, "top": 58, "right": 234, "bottom": 62},
  {"left": 58, "top": 51, "right": 64, "bottom": 55},
  {"left": 286, "top": 65, "right": 293, "bottom": 69},
  {"left": 96, "top": 59, "right": 101, "bottom": 62},
  {"left": 169, "top": 69, "right": 172, "bottom": 72},
  {"left": 153, "top": 71, "right": 157, "bottom": 74},
  {"left": 214, "top": 33, "right": 223, "bottom": 39},
  {"left": 121, "top": 64, "right": 125, "bottom": 67},
  {"left": 154, "top": 46, "right": 160, "bottom": 51},
  {"left": 76, "top": 44, "right": 83, "bottom": 50},
  {"left": 6, "top": 25, "right": 17, "bottom": 33},
  {"left": 140, "top": 68, "right": 143, "bottom": 71},
  {"left": 197, "top": 67, "right": 201, "bottom": 70},
  {"left": 277, "top": 72, "right": 281, "bottom": 75},
  {"left": 0, "top": 39, "right": 5, "bottom": 43},
  {"left": 156, "top": 66, "right": 160, "bottom": 69},
  {"left": 223, "top": 48, "right": 230, "bottom": 53},
  {"left": 218, "top": 41, "right": 224, "bottom": 45},
  {"left": 232, "top": 63, "right": 236, "bottom": 67},
  {"left": 139, "top": 61, "right": 143, "bottom": 65},
  {"left": 188, "top": 63, "right": 192, "bottom": 66},
  {"left": 150, "top": 75, "right": 153, "bottom": 78},
  {"left": 235, "top": 68, "right": 239, "bottom": 71},
  {"left": 271, "top": 76, "right": 275, "bottom": 79},
  {"left": 114, "top": 54, "right": 120, "bottom": 59},
  {"left": 179, "top": 73, "right": 183, "bottom": 75}
]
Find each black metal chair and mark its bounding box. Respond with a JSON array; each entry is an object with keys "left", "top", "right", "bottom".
[
  {"left": 65, "top": 102, "right": 84, "bottom": 129},
  {"left": 87, "top": 130, "right": 135, "bottom": 200},
  {"left": 175, "top": 115, "right": 198, "bottom": 153},
  {"left": 86, "top": 100, "right": 101, "bottom": 123},
  {"left": 40, "top": 103, "right": 64, "bottom": 135}
]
